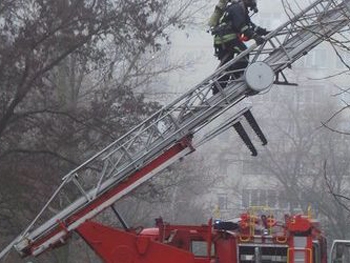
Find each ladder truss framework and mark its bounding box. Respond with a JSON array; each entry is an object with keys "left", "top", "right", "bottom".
[{"left": 1, "top": 0, "right": 350, "bottom": 259}]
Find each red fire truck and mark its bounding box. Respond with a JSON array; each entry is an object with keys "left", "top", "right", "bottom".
[
  {"left": 76, "top": 210, "right": 327, "bottom": 263},
  {"left": 1, "top": 0, "right": 350, "bottom": 262}
]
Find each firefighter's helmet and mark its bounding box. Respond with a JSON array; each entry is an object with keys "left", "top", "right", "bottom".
[{"left": 243, "top": 0, "right": 258, "bottom": 13}]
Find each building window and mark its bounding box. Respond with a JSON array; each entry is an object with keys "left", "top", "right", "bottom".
[
  {"left": 304, "top": 48, "right": 328, "bottom": 68},
  {"left": 242, "top": 162, "right": 269, "bottom": 175},
  {"left": 314, "top": 49, "right": 328, "bottom": 68},
  {"left": 242, "top": 189, "right": 250, "bottom": 208},
  {"left": 251, "top": 190, "right": 259, "bottom": 206},
  {"left": 336, "top": 50, "right": 350, "bottom": 69},
  {"left": 278, "top": 190, "right": 289, "bottom": 209},
  {"left": 241, "top": 189, "right": 294, "bottom": 210},
  {"left": 267, "top": 190, "right": 277, "bottom": 208},
  {"left": 297, "top": 88, "right": 313, "bottom": 104},
  {"left": 218, "top": 194, "right": 228, "bottom": 210},
  {"left": 258, "top": 190, "right": 267, "bottom": 206}
]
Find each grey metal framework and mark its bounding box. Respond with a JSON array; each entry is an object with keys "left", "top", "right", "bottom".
[{"left": 1, "top": 0, "right": 350, "bottom": 259}]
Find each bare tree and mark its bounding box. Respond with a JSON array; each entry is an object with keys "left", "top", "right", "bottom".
[
  {"left": 278, "top": 2, "right": 350, "bottom": 236},
  {"left": 0, "top": 0, "right": 211, "bottom": 262},
  {"left": 250, "top": 84, "right": 350, "bottom": 240}
]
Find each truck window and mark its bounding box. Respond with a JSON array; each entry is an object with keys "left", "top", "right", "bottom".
[
  {"left": 239, "top": 245, "right": 288, "bottom": 263},
  {"left": 191, "top": 241, "right": 215, "bottom": 257}
]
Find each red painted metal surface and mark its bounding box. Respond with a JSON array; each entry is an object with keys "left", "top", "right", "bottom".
[
  {"left": 75, "top": 212, "right": 328, "bottom": 263},
  {"left": 77, "top": 221, "right": 202, "bottom": 263}
]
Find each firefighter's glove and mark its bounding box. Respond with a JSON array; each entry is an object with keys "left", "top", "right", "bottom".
[
  {"left": 255, "top": 27, "right": 270, "bottom": 36},
  {"left": 254, "top": 35, "right": 265, "bottom": 46}
]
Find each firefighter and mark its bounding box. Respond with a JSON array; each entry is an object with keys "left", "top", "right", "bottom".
[{"left": 210, "top": 0, "right": 269, "bottom": 94}]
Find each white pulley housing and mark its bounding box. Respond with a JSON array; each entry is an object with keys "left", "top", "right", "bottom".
[{"left": 244, "top": 61, "right": 274, "bottom": 92}]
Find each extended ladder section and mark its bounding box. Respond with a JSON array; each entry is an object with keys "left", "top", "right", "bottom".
[{"left": 1, "top": 0, "right": 350, "bottom": 259}]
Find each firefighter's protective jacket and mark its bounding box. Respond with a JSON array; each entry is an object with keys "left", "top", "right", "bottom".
[{"left": 213, "top": 2, "right": 263, "bottom": 45}]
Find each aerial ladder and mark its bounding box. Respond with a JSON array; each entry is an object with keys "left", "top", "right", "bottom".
[{"left": 1, "top": 0, "right": 350, "bottom": 260}]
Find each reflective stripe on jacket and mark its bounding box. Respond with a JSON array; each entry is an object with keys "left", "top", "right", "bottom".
[{"left": 214, "top": 33, "right": 237, "bottom": 45}]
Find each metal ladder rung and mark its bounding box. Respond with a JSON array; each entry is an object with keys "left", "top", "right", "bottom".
[{"left": 72, "top": 175, "right": 91, "bottom": 202}]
